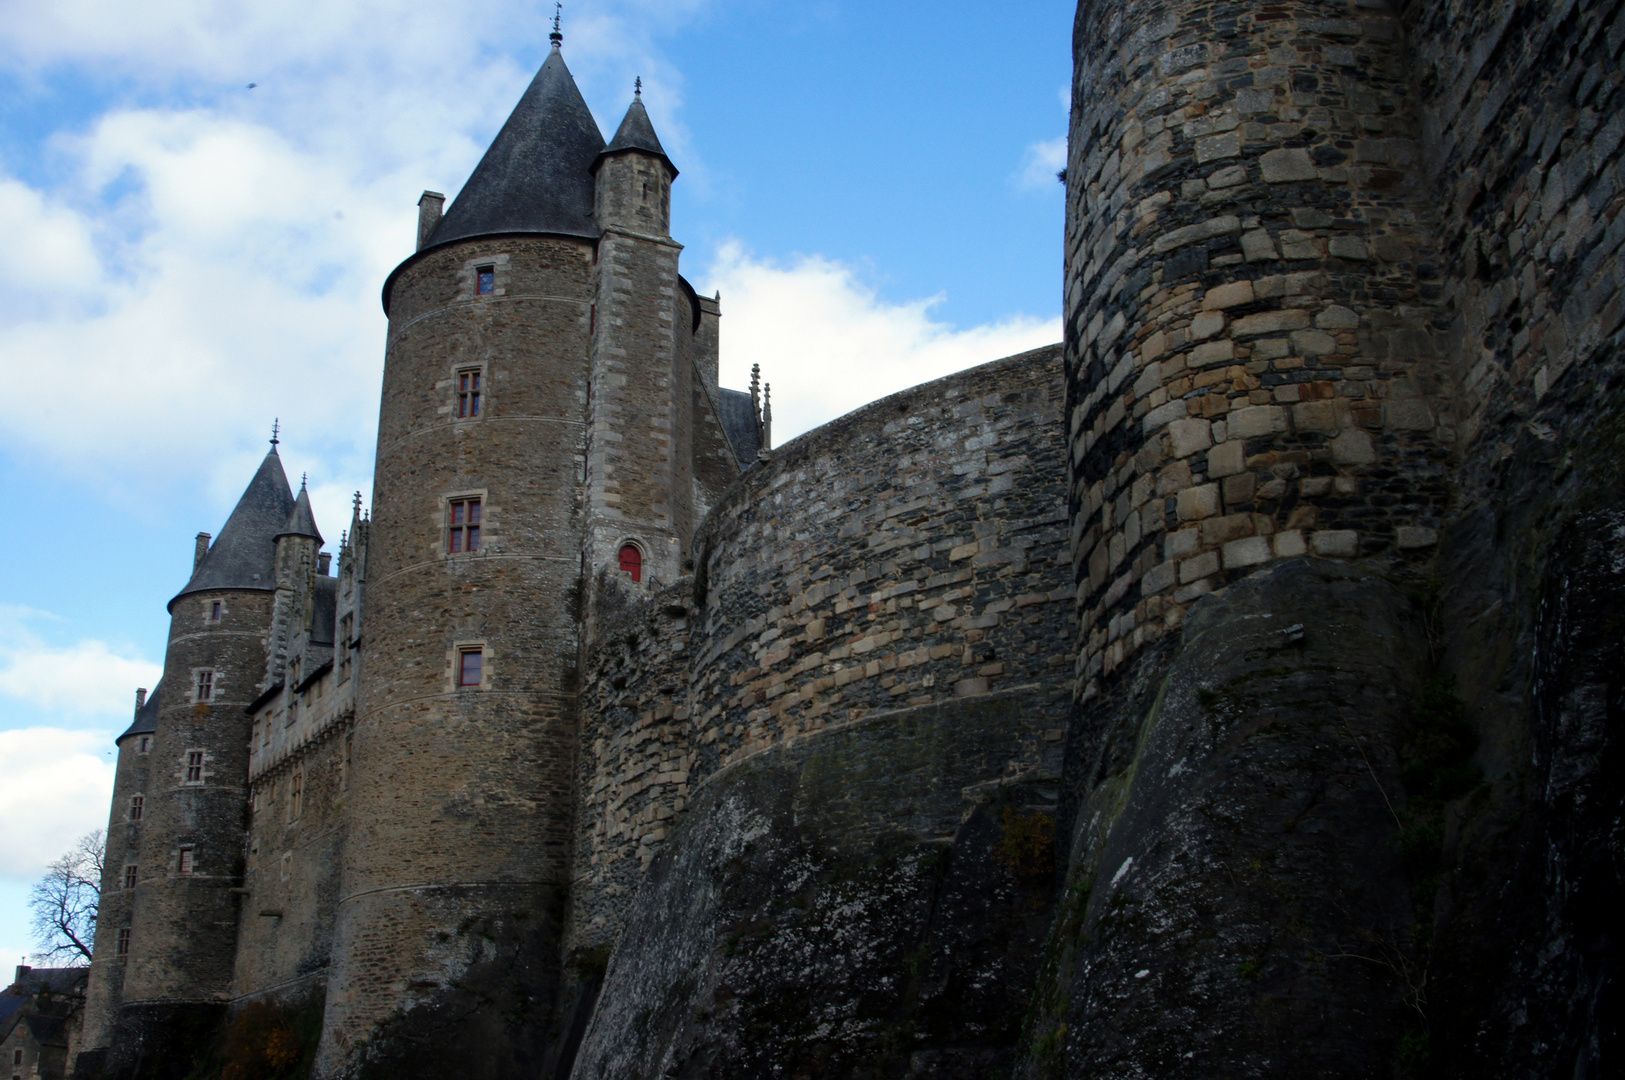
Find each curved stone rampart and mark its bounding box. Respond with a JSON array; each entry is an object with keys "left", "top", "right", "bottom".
[{"left": 688, "top": 344, "right": 1074, "bottom": 779}]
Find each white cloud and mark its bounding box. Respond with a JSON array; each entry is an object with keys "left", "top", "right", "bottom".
[
  {"left": 0, "top": 728, "right": 116, "bottom": 878},
  {"left": 0, "top": 607, "right": 161, "bottom": 719},
  {"left": 704, "top": 242, "right": 1060, "bottom": 445},
  {"left": 1019, "top": 136, "right": 1068, "bottom": 191}
]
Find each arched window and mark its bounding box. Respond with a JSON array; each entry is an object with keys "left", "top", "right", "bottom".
[{"left": 618, "top": 544, "right": 643, "bottom": 583}]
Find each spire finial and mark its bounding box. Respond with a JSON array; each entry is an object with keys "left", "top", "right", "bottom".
[
  {"left": 550, "top": 2, "right": 562, "bottom": 47},
  {"left": 635, "top": 76, "right": 642, "bottom": 98},
  {"left": 270, "top": 419, "right": 280, "bottom": 447},
  {"left": 300, "top": 472, "right": 308, "bottom": 491},
  {"left": 353, "top": 491, "right": 363, "bottom": 514}
]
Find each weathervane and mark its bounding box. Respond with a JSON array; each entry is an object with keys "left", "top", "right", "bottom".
[
  {"left": 550, "top": 2, "right": 562, "bottom": 47},
  {"left": 635, "top": 76, "right": 642, "bottom": 97},
  {"left": 270, "top": 419, "right": 280, "bottom": 447}
]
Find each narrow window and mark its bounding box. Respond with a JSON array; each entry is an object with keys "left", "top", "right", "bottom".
[
  {"left": 116, "top": 928, "right": 130, "bottom": 956},
  {"left": 130, "top": 794, "right": 143, "bottom": 822},
  {"left": 339, "top": 657, "right": 352, "bottom": 685},
  {"left": 195, "top": 669, "right": 213, "bottom": 702},
  {"left": 185, "top": 751, "right": 204, "bottom": 784},
  {"left": 341, "top": 733, "right": 353, "bottom": 790},
  {"left": 449, "top": 497, "right": 481, "bottom": 553},
  {"left": 138, "top": 735, "right": 151, "bottom": 754},
  {"left": 289, "top": 771, "right": 303, "bottom": 821},
  {"left": 13, "top": 1049, "right": 21, "bottom": 1065},
  {"left": 178, "top": 847, "right": 195, "bottom": 874},
  {"left": 210, "top": 601, "right": 222, "bottom": 622},
  {"left": 123, "top": 864, "right": 137, "bottom": 890},
  {"left": 458, "top": 648, "right": 483, "bottom": 688},
  {"left": 618, "top": 544, "right": 643, "bottom": 583},
  {"left": 457, "top": 369, "right": 482, "bottom": 418},
  {"left": 340, "top": 613, "right": 354, "bottom": 646},
  {"left": 590, "top": 304, "right": 596, "bottom": 336},
  {"left": 476, "top": 265, "right": 494, "bottom": 295}
]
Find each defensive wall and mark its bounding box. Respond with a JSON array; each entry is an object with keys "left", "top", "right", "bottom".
[{"left": 567, "top": 344, "right": 1078, "bottom": 1070}]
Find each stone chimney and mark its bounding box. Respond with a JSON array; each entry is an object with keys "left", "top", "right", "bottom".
[
  {"left": 417, "top": 191, "right": 445, "bottom": 251},
  {"left": 194, "top": 533, "right": 211, "bottom": 571},
  {"left": 135, "top": 688, "right": 147, "bottom": 714},
  {"left": 318, "top": 552, "right": 333, "bottom": 575}
]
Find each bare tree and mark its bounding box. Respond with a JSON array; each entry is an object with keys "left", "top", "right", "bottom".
[{"left": 29, "top": 830, "right": 105, "bottom": 965}]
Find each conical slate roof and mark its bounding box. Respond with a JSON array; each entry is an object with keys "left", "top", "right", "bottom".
[
  {"left": 276, "top": 483, "right": 323, "bottom": 545},
  {"left": 169, "top": 448, "right": 296, "bottom": 611},
  {"left": 429, "top": 47, "right": 606, "bottom": 246},
  {"left": 595, "top": 97, "right": 677, "bottom": 177},
  {"left": 118, "top": 681, "right": 162, "bottom": 743}
]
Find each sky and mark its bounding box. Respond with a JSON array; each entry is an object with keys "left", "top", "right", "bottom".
[{"left": 0, "top": 0, "right": 1071, "bottom": 966}]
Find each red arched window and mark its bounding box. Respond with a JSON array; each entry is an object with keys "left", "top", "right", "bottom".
[{"left": 618, "top": 544, "right": 642, "bottom": 583}]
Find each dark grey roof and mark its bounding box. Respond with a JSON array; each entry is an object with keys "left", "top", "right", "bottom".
[
  {"left": 595, "top": 98, "right": 676, "bottom": 177},
  {"left": 169, "top": 449, "right": 295, "bottom": 611},
  {"left": 276, "top": 485, "right": 323, "bottom": 544},
  {"left": 429, "top": 47, "right": 605, "bottom": 247},
  {"left": 118, "top": 681, "right": 162, "bottom": 743},
  {"left": 715, "top": 389, "right": 762, "bottom": 466}
]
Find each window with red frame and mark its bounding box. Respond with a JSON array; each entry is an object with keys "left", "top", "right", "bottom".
[
  {"left": 449, "top": 498, "right": 481, "bottom": 552},
  {"left": 178, "top": 847, "right": 195, "bottom": 874},
  {"left": 457, "top": 369, "right": 482, "bottom": 418},
  {"left": 618, "top": 544, "right": 642, "bottom": 583},
  {"left": 476, "top": 265, "right": 494, "bottom": 295},
  {"left": 458, "top": 649, "right": 483, "bottom": 687}
]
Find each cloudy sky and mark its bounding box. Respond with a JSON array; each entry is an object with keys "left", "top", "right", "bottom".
[{"left": 0, "top": 0, "right": 1070, "bottom": 964}]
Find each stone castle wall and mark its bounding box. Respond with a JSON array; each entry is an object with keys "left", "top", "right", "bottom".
[{"left": 568, "top": 344, "right": 1074, "bottom": 962}]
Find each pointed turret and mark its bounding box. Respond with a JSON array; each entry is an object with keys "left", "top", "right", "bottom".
[
  {"left": 169, "top": 447, "right": 296, "bottom": 611},
  {"left": 427, "top": 47, "right": 605, "bottom": 248},
  {"left": 595, "top": 95, "right": 677, "bottom": 178},
  {"left": 276, "top": 480, "right": 324, "bottom": 545}
]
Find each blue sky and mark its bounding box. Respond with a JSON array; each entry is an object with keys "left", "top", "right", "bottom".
[{"left": 0, "top": 0, "right": 1070, "bottom": 965}]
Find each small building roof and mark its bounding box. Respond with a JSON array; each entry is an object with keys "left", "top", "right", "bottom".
[
  {"left": 117, "top": 681, "right": 162, "bottom": 744},
  {"left": 429, "top": 47, "right": 605, "bottom": 247},
  {"left": 169, "top": 448, "right": 296, "bottom": 611},
  {"left": 715, "top": 389, "right": 762, "bottom": 467},
  {"left": 595, "top": 97, "right": 676, "bottom": 177}
]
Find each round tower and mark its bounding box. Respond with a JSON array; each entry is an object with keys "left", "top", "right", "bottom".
[
  {"left": 106, "top": 447, "right": 296, "bottom": 1075},
  {"left": 318, "top": 40, "right": 602, "bottom": 1078},
  {"left": 77, "top": 686, "right": 162, "bottom": 1074}
]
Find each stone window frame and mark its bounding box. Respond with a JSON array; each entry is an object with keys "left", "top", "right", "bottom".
[
  {"left": 447, "top": 639, "right": 493, "bottom": 693},
  {"left": 137, "top": 735, "right": 151, "bottom": 754},
  {"left": 183, "top": 749, "right": 207, "bottom": 786},
  {"left": 193, "top": 667, "right": 215, "bottom": 704},
  {"left": 615, "top": 537, "right": 648, "bottom": 583},
  {"left": 202, "top": 597, "right": 227, "bottom": 625},
  {"left": 288, "top": 767, "right": 304, "bottom": 823},
  {"left": 122, "top": 862, "right": 138, "bottom": 890},
  {"left": 459, "top": 252, "right": 510, "bottom": 301},
  {"left": 129, "top": 793, "right": 143, "bottom": 822},
  {"left": 177, "top": 845, "right": 196, "bottom": 874},
  {"left": 442, "top": 488, "right": 490, "bottom": 558},
  {"left": 454, "top": 362, "right": 486, "bottom": 421},
  {"left": 115, "top": 927, "right": 130, "bottom": 956}
]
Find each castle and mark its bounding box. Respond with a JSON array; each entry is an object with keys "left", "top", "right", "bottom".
[{"left": 73, "top": 0, "right": 1623, "bottom": 1076}]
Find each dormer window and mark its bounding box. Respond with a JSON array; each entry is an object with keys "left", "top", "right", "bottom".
[
  {"left": 457, "top": 369, "right": 482, "bottom": 418},
  {"left": 618, "top": 543, "right": 643, "bottom": 583},
  {"left": 476, "top": 265, "right": 494, "bottom": 295}
]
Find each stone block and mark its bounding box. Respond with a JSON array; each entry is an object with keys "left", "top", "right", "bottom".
[
  {"left": 1292, "top": 400, "right": 1344, "bottom": 434},
  {"left": 1261, "top": 147, "right": 1317, "bottom": 183},
  {"left": 1208, "top": 165, "right": 1248, "bottom": 188},
  {"left": 1330, "top": 429, "right": 1376, "bottom": 465},
  {"left": 1291, "top": 329, "right": 1339, "bottom": 356},
  {"left": 1202, "top": 513, "right": 1254, "bottom": 546},
  {"left": 1396, "top": 526, "right": 1440, "bottom": 549},
  {"left": 1222, "top": 535, "right": 1272, "bottom": 568},
  {"left": 1191, "top": 310, "right": 1226, "bottom": 339},
  {"left": 1328, "top": 236, "right": 1369, "bottom": 261},
  {"left": 1197, "top": 131, "right": 1242, "bottom": 162},
  {"left": 1278, "top": 230, "right": 1320, "bottom": 259},
  {"left": 1273, "top": 530, "right": 1307, "bottom": 557},
  {"left": 1232, "top": 309, "right": 1312, "bottom": 336},
  {"left": 1191, "top": 339, "right": 1236, "bottom": 367},
  {"left": 1153, "top": 215, "right": 1242, "bottom": 254},
  {"left": 1143, "top": 399, "right": 1189, "bottom": 432},
  {"left": 1242, "top": 229, "right": 1280, "bottom": 261},
  {"left": 1315, "top": 305, "right": 1360, "bottom": 329},
  {"left": 1207, "top": 439, "right": 1245, "bottom": 478},
  {"left": 954, "top": 677, "right": 989, "bottom": 698},
  {"left": 1165, "top": 528, "right": 1201, "bottom": 559},
  {"left": 1179, "top": 550, "right": 1221, "bottom": 583},
  {"left": 1176, "top": 484, "right": 1220, "bottom": 521},
  {"left": 1310, "top": 529, "right": 1359, "bottom": 558},
  {"left": 1203, "top": 280, "right": 1256, "bottom": 309},
  {"left": 1168, "top": 418, "right": 1213, "bottom": 457},
  {"left": 1142, "top": 560, "right": 1177, "bottom": 596},
  {"left": 1221, "top": 471, "right": 1257, "bottom": 505},
  {"left": 1228, "top": 405, "right": 1288, "bottom": 439}
]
